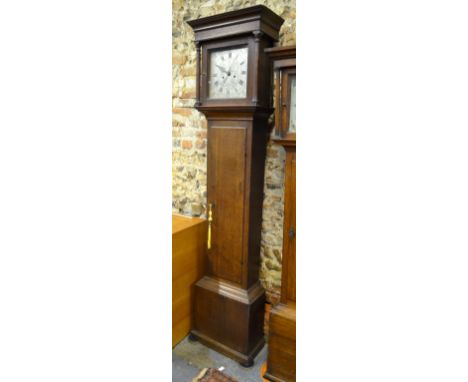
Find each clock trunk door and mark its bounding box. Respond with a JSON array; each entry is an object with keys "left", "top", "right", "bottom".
[
  {"left": 285, "top": 151, "right": 296, "bottom": 302},
  {"left": 207, "top": 121, "right": 247, "bottom": 285}
]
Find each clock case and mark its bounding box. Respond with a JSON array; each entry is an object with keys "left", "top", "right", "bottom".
[
  {"left": 187, "top": 6, "right": 284, "bottom": 366},
  {"left": 264, "top": 45, "right": 296, "bottom": 382},
  {"left": 266, "top": 45, "right": 296, "bottom": 142},
  {"left": 189, "top": 5, "right": 283, "bottom": 112}
]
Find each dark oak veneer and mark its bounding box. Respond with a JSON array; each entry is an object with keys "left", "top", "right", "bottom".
[
  {"left": 187, "top": 6, "right": 284, "bottom": 366},
  {"left": 264, "top": 46, "right": 296, "bottom": 382}
]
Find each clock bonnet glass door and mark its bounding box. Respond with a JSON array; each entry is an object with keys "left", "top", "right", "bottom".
[
  {"left": 208, "top": 47, "right": 248, "bottom": 99},
  {"left": 278, "top": 67, "right": 296, "bottom": 139},
  {"left": 289, "top": 74, "right": 296, "bottom": 133}
]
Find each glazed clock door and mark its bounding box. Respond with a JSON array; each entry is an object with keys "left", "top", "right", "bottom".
[
  {"left": 207, "top": 121, "right": 247, "bottom": 285},
  {"left": 288, "top": 74, "right": 296, "bottom": 133},
  {"left": 280, "top": 68, "right": 296, "bottom": 139},
  {"left": 198, "top": 36, "right": 257, "bottom": 107}
]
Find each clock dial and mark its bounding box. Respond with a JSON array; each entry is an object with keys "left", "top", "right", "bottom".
[
  {"left": 208, "top": 47, "right": 248, "bottom": 99},
  {"left": 288, "top": 74, "right": 296, "bottom": 133}
]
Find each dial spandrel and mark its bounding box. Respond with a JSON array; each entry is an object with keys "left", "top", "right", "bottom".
[
  {"left": 208, "top": 47, "right": 248, "bottom": 99},
  {"left": 288, "top": 75, "right": 296, "bottom": 133}
]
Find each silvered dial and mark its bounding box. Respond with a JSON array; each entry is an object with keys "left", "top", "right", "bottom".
[
  {"left": 288, "top": 75, "right": 296, "bottom": 133},
  {"left": 208, "top": 47, "right": 248, "bottom": 99}
]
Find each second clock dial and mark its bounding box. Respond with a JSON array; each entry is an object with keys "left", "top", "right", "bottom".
[{"left": 208, "top": 47, "right": 248, "bottom": 99}]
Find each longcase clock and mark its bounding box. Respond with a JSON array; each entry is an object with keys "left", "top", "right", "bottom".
[
  {"left": 264, "top": 45, "right": 296, "bottom": 382},
  {"left": 187, "top": 6, "right": 284, "bottom": 367}
]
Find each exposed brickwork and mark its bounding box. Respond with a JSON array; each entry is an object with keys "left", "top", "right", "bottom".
[{"left": 172, "top": 0, "right": 295, "bottom": 303}]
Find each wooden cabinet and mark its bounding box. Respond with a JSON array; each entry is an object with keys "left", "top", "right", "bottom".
[
  {"left": 264, "top": 46, "right": 296, "bottom": 382},
  {"left": 187, "top": 6, "right": 284, "bottom": 367},
  {"left": 172, "top": 215, "right": 207, "bottom": 347},
  {"left": 280, "top": 146, "right": 296, "bottom": 305}
]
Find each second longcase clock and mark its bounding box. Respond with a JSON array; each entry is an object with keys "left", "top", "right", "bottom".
[
  {"left": 187, "top": 6, "right": 284, "bottom": 366},
  {"left": 264, "top": 45, "right": 296, "bottom": 382}
]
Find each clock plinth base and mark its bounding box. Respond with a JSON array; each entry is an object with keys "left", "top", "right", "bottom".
[
  {"left": 192, "top": 276, "right": 266, "bottom": 364},
  {"left": 239, "top": 358, "right": 255, "bottom": 368},
  {"left": 263, "top": 372, "right": 288, "bottom": 382},
  {"left": 264, "top": 303, "right": 296, "bottom": 382}
]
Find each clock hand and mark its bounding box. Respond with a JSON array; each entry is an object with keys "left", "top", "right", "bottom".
[
  {"left": 227, "top": 54, "right": 239, "bottom": 74},
  {"left": 215, "top": 64, "right": 228, "bottom": 74}
]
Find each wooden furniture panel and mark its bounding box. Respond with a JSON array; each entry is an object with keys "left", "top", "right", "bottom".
[
  {"left": 192, "top": 116, "right": 269, "bottom": 366},
  {"left": 172, "top": 215, "right": 207, "bottom": 347},
  {"left": 265, "top": 304, "right": 296, "bottom": 382},
  {"left": 265, "top": 147, "right": 296, "bottom": 381},
  {"left": 283, "top": 151, "right": 296, "bottom": 303},
  {"left": 207, "top": 124, "right": 247, "bottom": 285}
]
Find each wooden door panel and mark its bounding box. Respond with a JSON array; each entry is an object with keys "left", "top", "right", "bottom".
[
  {"left": 207, "top": 125, "right": 246, "bottom": 285},
  {"left": 286, "top": 152, "right": 296, "bottom": 302}
]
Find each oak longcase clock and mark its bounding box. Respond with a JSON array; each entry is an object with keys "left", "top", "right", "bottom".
[
  {"left": 187, "top": 6, "right": 284, "bottom": 367},
  {"left": 264, "top": 45, "right": 296, "bottom": 382}
]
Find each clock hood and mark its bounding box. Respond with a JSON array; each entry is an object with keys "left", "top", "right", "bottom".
[{"left": 187, "top": 5, "right": 284, "bottom": 43}]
